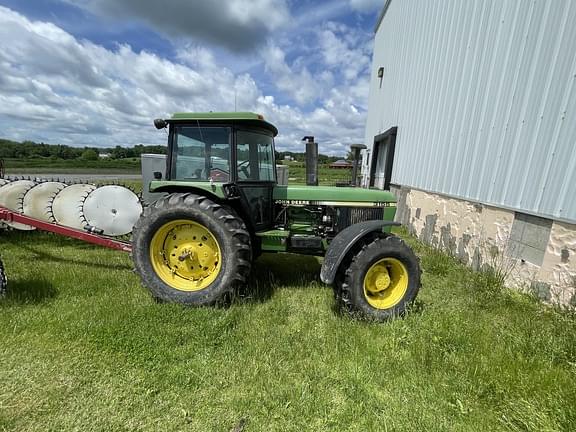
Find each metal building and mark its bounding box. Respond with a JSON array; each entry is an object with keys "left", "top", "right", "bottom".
[{"left": 363, "top": 0, "right": 576, "bottom": 305}]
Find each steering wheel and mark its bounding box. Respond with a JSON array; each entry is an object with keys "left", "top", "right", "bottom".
[{"left": 237, "top": 160, "right": 250, "bottom": 179}]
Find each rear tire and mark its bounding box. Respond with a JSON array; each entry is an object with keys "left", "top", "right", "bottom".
[
  {"left": 132, "top": 193, "right": 251, "bottom": 306},
  {"left": 340, "top": 235, "right": 420, "bottom": 321}
]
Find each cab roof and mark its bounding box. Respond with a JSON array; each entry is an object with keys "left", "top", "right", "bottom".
[{"left": 169, "top": 111, "right": 278, "bottom": 136}]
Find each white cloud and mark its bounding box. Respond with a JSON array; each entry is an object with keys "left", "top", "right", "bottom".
[
  {"left": 63, "top": 0, "right": 291, "bottom": 52},
  {"left": 261, "top": 44, "right": 320, "bottom": 106},
  {"left": 260, "top": 21, "right": 373, "bottom": 106},
  {"left": 288, "top": 1, "right": 350, "bottom": 29},
  {"left": 318, "top": 27, "right": 372, "bottom": 81},
  {"left": 0, "top": 6, "right": 373, "bottom": 155}
]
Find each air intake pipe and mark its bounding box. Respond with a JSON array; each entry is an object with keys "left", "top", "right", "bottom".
[{"left": 302, "top": 136, "right": 318, "bottom": 186}]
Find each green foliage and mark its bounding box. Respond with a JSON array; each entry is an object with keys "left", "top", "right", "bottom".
[
  {"left": 0, "top": 138, "right": 166, "bottom": 162},
  {"left": 0, "top": 139, "right": 81, "bottom": 159},
  {"left": 80, "top": 149, "right": 99, "bottom": 161},
  {"left": 1, "top": 230, "right": 575, "bottom": 431},
  {"left": 421, "top": 246, "right": 458, "bottom": 277}
]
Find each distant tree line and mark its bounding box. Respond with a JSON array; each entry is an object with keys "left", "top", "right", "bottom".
[
  {"left": 0, "top": 138, "right": 166, "bottom": 160},
  {"left": 0, "top": 138, "right": 348, "bottom": 164}
]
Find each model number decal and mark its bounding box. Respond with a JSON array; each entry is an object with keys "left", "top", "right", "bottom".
[
  {"left": 276, "top": 199, "right": 310, "bottom": 205},
  {"left": 275, "top": 199, "right": 393, "bottom": 207}
]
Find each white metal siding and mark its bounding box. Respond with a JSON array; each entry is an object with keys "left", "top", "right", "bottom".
[{"left": 364, "top": 0, "right": 576, "bottom": 223}]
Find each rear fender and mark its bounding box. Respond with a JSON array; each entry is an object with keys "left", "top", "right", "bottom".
[
  {"left": 320, "top": 220, "right": 401, "bottom": 285},
  {"left": 150, "top": 186, "right": 254, "bottom": 236},
  {"left": 152, "top": 185, "right": 224, "bottom": 203}
]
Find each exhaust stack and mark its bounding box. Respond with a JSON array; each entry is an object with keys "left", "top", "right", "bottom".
[
  {"left": 350, "top": 143, "right": 366, "bottom": 187},
  {"left": 302, "top": 136, "right": 318, "bottom": 186}
]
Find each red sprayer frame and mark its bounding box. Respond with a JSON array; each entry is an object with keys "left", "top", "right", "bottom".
[{"left": 0, "top": 206, "right": 132, "bottom": 253}]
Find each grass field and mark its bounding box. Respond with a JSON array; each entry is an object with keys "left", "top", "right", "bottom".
[
  {"left": 280, "top": 162, "right": 354, "bottom": 185},
  {"left": 3, "top": 160, "right": 349, "bottom": 185},
  {"left": 1, "top": 229, "right": 575, "bottom": 431}
]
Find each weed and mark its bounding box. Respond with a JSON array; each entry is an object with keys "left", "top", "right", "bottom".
[
  {"left": 483, "top": 242, "right": 517, "bottom": 286},
  {"left": 421, "top": 245, "right": 457, "bottom": 277}
]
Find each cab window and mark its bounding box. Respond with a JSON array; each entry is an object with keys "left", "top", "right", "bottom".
[{"left": 236, "top": 130, "right": 275, "bottom": 182}]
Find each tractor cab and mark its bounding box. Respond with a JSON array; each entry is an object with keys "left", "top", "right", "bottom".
[{"left": 153, "top": 112, "right": 278, "bottom": 231}]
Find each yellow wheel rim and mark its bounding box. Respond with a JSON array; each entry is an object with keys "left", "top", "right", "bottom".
[
  {"left": 363, "top": 257, "right": 409, "bottom": 309},
  {"left": 150, "top": 219, "right": 222, "bottom": 291}
]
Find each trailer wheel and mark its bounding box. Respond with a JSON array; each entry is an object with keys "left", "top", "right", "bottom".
[
  {"left": 340, "top": 235, "right": 420, "bottom": 321},
  {"left": 0, "top": 257, "right": 7, "bottom": 297},
  {"left": 132, "top": 193, "right": 251, "bottom": 306}
]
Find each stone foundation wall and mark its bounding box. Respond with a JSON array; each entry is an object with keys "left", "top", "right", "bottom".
[{"left": 392, "top": 185, "right": 576, "bottom": 306}]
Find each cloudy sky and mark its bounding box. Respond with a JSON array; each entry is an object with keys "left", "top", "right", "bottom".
[{"left": 0, "top": 0, "right": 383, "bottom": 155}]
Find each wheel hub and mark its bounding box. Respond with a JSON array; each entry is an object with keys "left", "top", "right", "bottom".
[
  {"left": 150, "top": 220, "right": 221, "bottom": 291},
  {"left": 363, "top": 258, "right": 409, "bottom": 309},
  {"left": 372, "top": 271, "right": 391, "bottom": 293}
]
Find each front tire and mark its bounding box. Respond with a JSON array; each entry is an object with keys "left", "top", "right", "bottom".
[
  {"left": 132, "top": 193, "right": 251, "bottom": 305},
  {"left": 340, "top": 235, "right": 420, "bottom": 321}
]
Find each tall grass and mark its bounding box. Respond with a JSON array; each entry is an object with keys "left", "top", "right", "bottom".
[{"left": 0, "top": 230, "right": 575, "bottom": 431}]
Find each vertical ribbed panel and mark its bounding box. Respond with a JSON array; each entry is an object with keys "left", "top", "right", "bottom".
[{"left": 364, "top": 0, "right": 576, "bottom": 223}]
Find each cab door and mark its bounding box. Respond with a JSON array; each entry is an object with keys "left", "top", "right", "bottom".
[{"left": 234, "top": 128, "right": 276, "bottom": 231}]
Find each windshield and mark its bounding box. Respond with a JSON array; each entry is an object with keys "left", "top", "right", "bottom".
[{"left": 171, "top": 126, "right": 231, "bottom": 182}]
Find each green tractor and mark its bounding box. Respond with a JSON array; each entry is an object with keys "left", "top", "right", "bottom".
[{"left": 132, "top": 112, "right": 420, "bottom": 321}]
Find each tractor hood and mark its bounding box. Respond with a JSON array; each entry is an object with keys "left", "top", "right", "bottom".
[
  {"left": 273, "top": 185, "right": 396, "bottom": 206},
  {"left": 149, "top": 182, "right": 396, "bottom": 207}
]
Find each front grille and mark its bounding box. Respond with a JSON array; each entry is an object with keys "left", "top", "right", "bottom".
[{"left": 336, "top": 207, "right": 385, "bottom": 232}]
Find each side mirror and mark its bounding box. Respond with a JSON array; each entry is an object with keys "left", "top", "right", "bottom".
[
  {"left": 153, "top": 119, "right": 167, "bottom": 129},
  {"left": 153, "top": 171, "right": 162, "bottom": 180}
]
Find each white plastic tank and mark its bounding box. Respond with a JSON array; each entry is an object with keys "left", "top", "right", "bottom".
[
  {"left": 276, "top": 165, "right": 289, "bottom": 186},
  {"left": 141, "top": 154, "right": 167, "bottom": 204}
]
